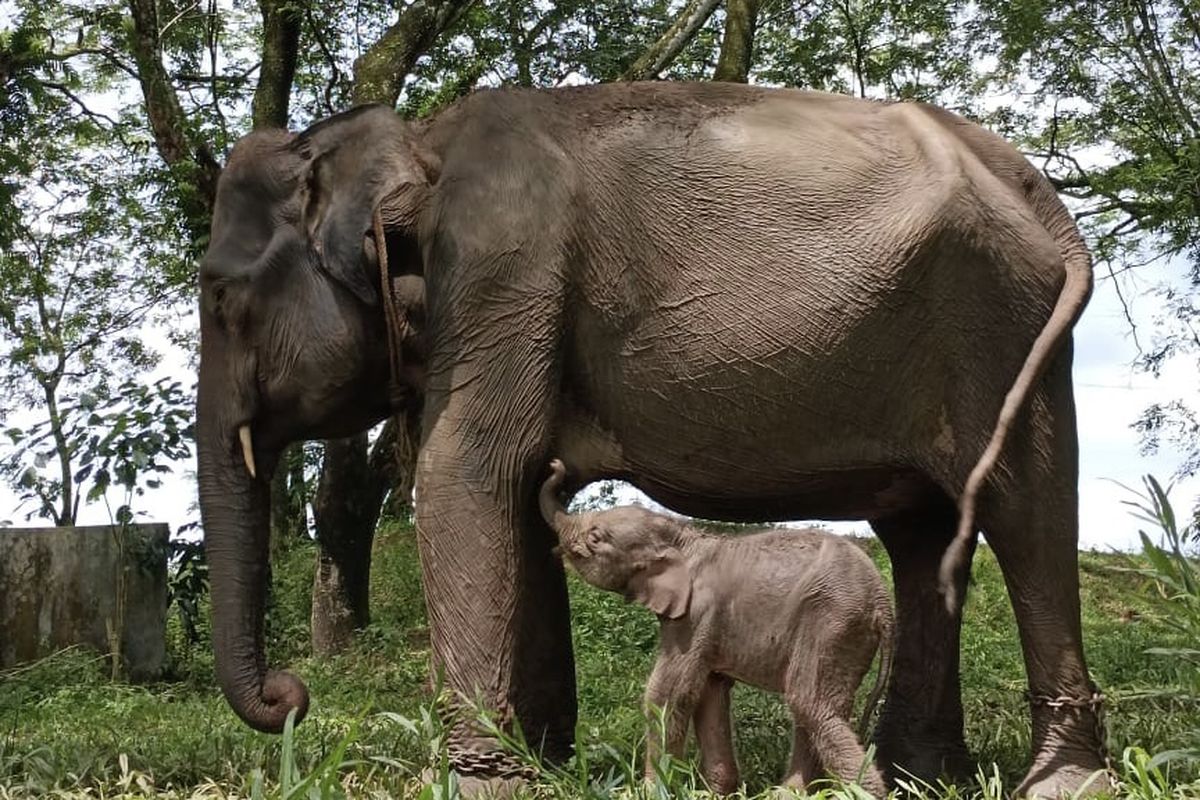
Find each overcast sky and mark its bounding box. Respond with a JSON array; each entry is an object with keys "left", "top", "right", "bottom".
[{"left": 3, "top": 251, "right": 1196, "bottom": 551}]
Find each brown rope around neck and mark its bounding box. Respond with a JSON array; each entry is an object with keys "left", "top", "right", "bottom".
[{"left": 373, "top": 210, "right": 406, "bottom": 406}]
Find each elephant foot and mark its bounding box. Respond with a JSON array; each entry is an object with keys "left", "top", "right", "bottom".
[
  {"left": 1016, "top": 759, "right": 1111, "bottom": 799},
  {"left": 1017, "top": 690, "right": 1113, "bottom": 798},
  {"left": 874, "top": 723, "right": 973, "bottom": 788},
  {"left": 419, "top": 739, "right": 540, "bottom": 798},
  {"left": 420, "top": 769, "right": 529, "bottom": 799}
]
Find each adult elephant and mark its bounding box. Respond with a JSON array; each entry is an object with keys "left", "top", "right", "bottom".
[{"left": 197, "top": 82, "right": 1103, "bottom": 797}]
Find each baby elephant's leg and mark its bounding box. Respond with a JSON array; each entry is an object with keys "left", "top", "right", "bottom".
[
  {"left": 784, "top": 627, "right": 887, "bottom": 797},
  {"left": 643, "top": 655, "right": 707, "bottom": 784},
  {"left": 794, "top": 707, "right": 886, "bottom": 798},
  {"left": 783, "top": 722, "right": 820, "bottom": 792},
  {"left": 693, "top": 673, "right": 738, "bottom": 793}
]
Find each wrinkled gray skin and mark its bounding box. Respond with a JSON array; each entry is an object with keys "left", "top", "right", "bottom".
[
  {"left": 540, "top": 459, "right": 893, "bottom": 796},
  {"left": 197, "top": 82, "right": 1102, "bottom": 797}
]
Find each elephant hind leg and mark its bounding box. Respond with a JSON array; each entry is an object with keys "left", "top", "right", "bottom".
[
  {"left": 782, "top": 723, "right": 818, "bottom": 792},
  {"left": 786, "top": 700, "right": 886, "bottom": 798},
  {"left": 870, "top": 494, "right": 975, "bottom": 787},
  {"left": 977, "top": 363, "right": 1109, "bottom": 797},
  {"left": 783, "top": 622, "right": 886, "bottom": 797}
]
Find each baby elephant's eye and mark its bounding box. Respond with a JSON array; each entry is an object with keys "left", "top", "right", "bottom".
[{"left": 586, "top": 527, "right": 604, "bottom": 548}]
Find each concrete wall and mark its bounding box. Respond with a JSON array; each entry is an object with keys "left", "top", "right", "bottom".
[{"left": 0, "top": 524, "right": 169, "bottom": 681}]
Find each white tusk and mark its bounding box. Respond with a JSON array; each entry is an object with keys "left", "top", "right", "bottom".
[{"left": 238, "top": 425, "right": 257, "bottom": 479}]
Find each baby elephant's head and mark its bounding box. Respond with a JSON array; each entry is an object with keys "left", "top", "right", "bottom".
[{"left": 539, "top": 459, "right": 691, "bottom": 618}]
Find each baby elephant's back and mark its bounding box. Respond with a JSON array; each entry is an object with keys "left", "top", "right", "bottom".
[
  {"left": 777, "top": 531, "right": 890, "bottom": 630},
  {"left": 806, "top": 532, "right": 890, "bottom": 608},
  {"left": 714, "top": 528, "right": 891, "bottom": 692}
]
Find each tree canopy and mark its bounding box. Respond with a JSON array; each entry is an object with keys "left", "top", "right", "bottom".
[{"left": 1, "top": 0, "right": 1197, "bottom": 531}]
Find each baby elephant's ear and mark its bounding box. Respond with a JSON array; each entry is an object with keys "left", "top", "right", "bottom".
[{"left": 629, "top": 549, "right": 692, "bottom": 619}]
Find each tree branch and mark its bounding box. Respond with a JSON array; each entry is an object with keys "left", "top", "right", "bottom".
[
  {"left": 1103, "top": 256, "right": 1141, "bottom": 355},
  {"left": 351, "top": 0, "right": 477, "bottom": 107},
  {"left": 713, "top": 0, "right": 760, "bottom": 83},
  {"left": 305, "top": 5, "right": 342, "bottom": 116},
  {"left": 1122, "top": 2, "right": 1199, "bottom": 137},
  {"left": 207, "top": 0, "right": 231, "bottom": 147},
  {"left": 174, "top": 65, "right": 259, "bottom": 85},
  {"left": 44, "top": 47, "right": 141, "bottom": 81},
  {"left": 39, "top": 80, "right": 130, "bottom": 140},
  {"left": 252, "top": 0, "right": 303, "bottom": 129},
  {"left": 126, "top": 0, "right": 222, "bottom": 229},
  {"left": 1133, "top": 0, "right": 1200, "bottom": 135},
  {"left": 621, "top": 0, "right": 722, "bottom": 81}
]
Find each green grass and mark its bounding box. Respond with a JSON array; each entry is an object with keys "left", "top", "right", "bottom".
[{"left": 1, "top": 521, "right": 1198, "bottom": 798}]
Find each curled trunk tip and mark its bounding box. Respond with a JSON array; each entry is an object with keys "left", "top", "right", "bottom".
[
  {"left": 258, "top": 670, "right": 310, "bottom": 732},
  {"left": 539, "top": 459, "right": 572, "bottom": 538},
  {"left": 214, "top": 639, "right": 312, "bottom": 734}
]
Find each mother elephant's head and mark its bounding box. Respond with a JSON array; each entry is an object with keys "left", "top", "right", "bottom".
[{"left": 197, "top": 105, "right": 434, "bottom": 733}]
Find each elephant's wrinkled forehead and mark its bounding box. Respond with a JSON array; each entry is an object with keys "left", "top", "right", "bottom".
[
  {"left": 220, "top": 129, "right": 304, "bottom": 200},
  {"left": 202, "top": 130, "right": 306, "bottom": 282}
]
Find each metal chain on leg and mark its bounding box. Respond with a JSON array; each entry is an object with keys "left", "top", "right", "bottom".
[
  {"left": 436, "top": 693, "right": 541, "bottom": 781},
  {"left": 1027, "top": 683, "right": 1117, "bottom": 790},
  {"left": 446, "top": 745, "right": 540, "bottom": 780},
  {"left": 444, "top": 723, "right": 540, "bottom": 780}
]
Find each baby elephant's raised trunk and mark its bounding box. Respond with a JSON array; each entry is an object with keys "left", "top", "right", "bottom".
[{"left": 539, "top": 459, "right": 579, "bottom": 545}]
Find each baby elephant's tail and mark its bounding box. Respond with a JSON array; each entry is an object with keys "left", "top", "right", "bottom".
[{"left": 856, "top": 603, "right": 894, "bottom": 744}]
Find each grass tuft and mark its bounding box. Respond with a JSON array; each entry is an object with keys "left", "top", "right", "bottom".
[{"left": 1, "top": 500, "right": 1199, "bottom": 797}]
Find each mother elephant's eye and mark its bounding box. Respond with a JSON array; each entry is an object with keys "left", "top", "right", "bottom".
[{"left": 208, "top": 283, "right": 229, "bottom": 326}]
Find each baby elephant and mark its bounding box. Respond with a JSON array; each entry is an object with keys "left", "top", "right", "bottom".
[{"left": 541, "top": 460, "right": 893, "bottom": 796}]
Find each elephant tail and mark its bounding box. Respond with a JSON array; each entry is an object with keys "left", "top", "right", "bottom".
[
  {"left": 857, "top": 600, "right": 894, "bottom": 744},
  {"left": 936, "top": 137, "right": 1095, "bottom": 614}
]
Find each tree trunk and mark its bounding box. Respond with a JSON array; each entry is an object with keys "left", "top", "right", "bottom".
[
  {"left": 713, "top": 0, "right": 759, "bottom": 83},
  {"left": 311, "top": 434, "right": 376, "bottom": 655},
  {"left": 41, "top": 378, "right": 74, "bottom": 526},
  {"left": 251, "top": 0, "right": 303, "bottom": 130},
  {"left": 269, "top": 443, "right": 308, "bottom": 557},
  {"left": 351, "top": 0, "right": 477, "bottom": 107},
  {"left": 125, "top": 0, "right": 221, "bottom": 240},
  {"left": 621, "top": 0, "right": 722, "bottom": 81},
  {"left": 309, "top": 413, "right": 416, "bottom": 656}
]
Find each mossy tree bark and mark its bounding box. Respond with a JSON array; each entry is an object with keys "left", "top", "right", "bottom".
[
  {"left": 310, "top": 413, "right": 418, "bottom": 655},
  {"left": 620, "top": 0, "right": 722, "bottom": 81},
  {"left": 713, "top": 0, "right": 759, "bottom": 83}
]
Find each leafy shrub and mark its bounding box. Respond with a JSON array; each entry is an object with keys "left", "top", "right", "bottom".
[{"left": 1118, "top": 476, "right": 1200, "bottom": 765}]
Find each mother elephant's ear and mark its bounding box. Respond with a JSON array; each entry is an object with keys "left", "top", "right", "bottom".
[
  {"left": 629, "top": 549, "right": 692, "bottom": 619},
  {"left": 297, "top": 105, "right": 438, "bottom": 304}
]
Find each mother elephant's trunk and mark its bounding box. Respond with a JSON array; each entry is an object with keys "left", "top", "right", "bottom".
[{"left": 197, "top": 332, "right": 308, "bottom": 733}]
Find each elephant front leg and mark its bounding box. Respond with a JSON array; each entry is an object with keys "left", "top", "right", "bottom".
[
  {"left": 415, "top": 423, "right": 576, "bottom": 778},
  {"left": 643, "top": 656, "right": 707, "bottom": 786},
  {"left": 693, "top": 673, "right": 738, "bottom": 794}
]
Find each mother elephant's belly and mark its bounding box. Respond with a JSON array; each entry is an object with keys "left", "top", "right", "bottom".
[{"left": 569, "top": 297, "right": 947, "bottom": 522}]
